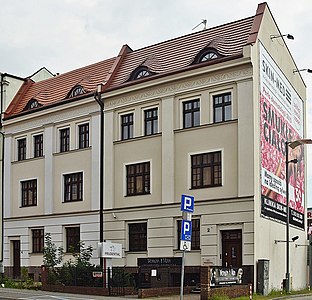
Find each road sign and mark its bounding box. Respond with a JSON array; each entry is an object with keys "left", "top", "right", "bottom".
[
  {"left": 181, "top": 220, "right": 192, "bottom": 241},
  {"left": 180, "top": 194, "right": 194, "bottom": 213},
  {"left": 180, "top": 240, "right": 191, "bottom": 251}
]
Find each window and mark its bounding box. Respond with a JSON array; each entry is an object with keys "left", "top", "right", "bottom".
[
  {"left": 21, "top": 179, "right": 37, "bottom": 207},
  {"left": 64, "top": 172, "right": 83, "bottom": 202},
  {"left": 24, "top": 99, "right": 42, "bottom": 111},
  {"left": 191, "top": 151, "right": 222, "bottom": 188},
  {"left": 66, "top": 227, "right": 80, "bottom": 252},
  {"left": 129, "top": 67, "right": 155, "bottom": 81},
  {"left": 213, "top": 93, "right": 232, "bottom": 123},
  {"left": 183, "top": 100, "right": 200, "bottom": 128},
  {"left": 17, "top": 138, "right": 26, "bottom": 161},
  {"left": 199, "top": 51, "right": 218, "bottom": 62},
  {"left": 78, "top": 123, "right": 89, "bottom": 149},
  {"left": 60, "top": 128, "right": 70, "bottom": 152},
  {"left": 178, "top": 219, "right": 200, "bottom": 250},
  {"left": 121, "top": 113, "right": 134, "bottom": 140},
  {"left": 68, "top": 85, "right": 85, "bottom": 98},
  {"left": 129, "top": 223, "right": 147, "bottom": 251},
  {"left": 32, "top": 229, "right": 44, "bottom": 253},
  {"left": 126, "top": 162, "right": 150, "bottom": 196},
  {"left": 144, "top": 108, "right": 158, "bottom": 136},
  {"left": 34, "top": 134, "right": 43, "bottom": 158}
]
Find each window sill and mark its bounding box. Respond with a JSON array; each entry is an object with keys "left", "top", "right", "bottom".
[
  {"left": 114, "top": 133, "right": 162, "bottom": 144},
  {"left": 125, "top": 193, "right": 151, "bottom": 197},
  {"left": 125, "top": 250, "right": 148, "bottom": 254},
  {"left": 53, "top": 147, "right": 92, "bottom": 156}
]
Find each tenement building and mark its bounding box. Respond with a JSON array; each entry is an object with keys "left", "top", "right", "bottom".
[{"left": 2, "top": 3, "right": 309, "bottom": 292}]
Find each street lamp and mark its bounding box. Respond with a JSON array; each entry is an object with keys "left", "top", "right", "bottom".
[{"left": 285, "top": 138, "right": 312, "bottom": 293}]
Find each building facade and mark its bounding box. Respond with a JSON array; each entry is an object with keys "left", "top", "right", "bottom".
[{"left": 2, "top": 3, "right": 309, "bottom": 291}]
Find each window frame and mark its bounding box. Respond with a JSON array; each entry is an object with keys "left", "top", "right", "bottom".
[
  {"left": 183, "top": 99, "right": 200, "bottom": 129},
  {"left": 190, "top": 151, "right": 222, "bottom": 189},
  {"left": 144, "top": 107, "right": 158, "bottom": 136},
  {"left": 121, "top": 113, "right": 134, "bottom": 140},
  {"left": 78, "top": 123, "right": 89, "bottom": 149},
  {"left": 17, "top": 138, "right": 27, "bottom": 161},
  {"left": 59, "top": 127, "right": 70, "bottom": 153},
  {"left": 126, "top": 161, "right": 151, "bottom": 196},
  {"left": 177, "top": 219, "right": 200, "bottom": 250},
  {"left": 21, "top": 179, "right": 37, "bottom": 207},
  {"left": 63, "top": 172, "right": 83, "bottom": 202},
  {"left": 65, "top": 226, "right": 80, "bottom": 253},
  {"left": 32, "top": 228, "right": 44, "bottom": 253},
  {"left": 128, "top": 222, "right": 147, "bottom": 252},
  {"left": 33, "top": 134, "right": 44, "bottom": 158},
  {"left": 213, "top": 92, "right": 232, "bottom": 123}
]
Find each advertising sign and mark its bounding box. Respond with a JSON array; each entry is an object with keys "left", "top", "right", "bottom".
[
  {"left": 259, "top": 43, "right": 305, "bottom": 228},
  {"left": 210, "top": 267, "right": 243, "bottom": 286}
]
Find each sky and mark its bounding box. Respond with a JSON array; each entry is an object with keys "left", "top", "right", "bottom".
[{"left": 0, "top": 0, "right": 312, "bottom": 205}]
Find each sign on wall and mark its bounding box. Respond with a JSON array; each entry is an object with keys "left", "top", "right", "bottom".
[{"left": 259, "top": 42, "right": 305, "bottom": 229}]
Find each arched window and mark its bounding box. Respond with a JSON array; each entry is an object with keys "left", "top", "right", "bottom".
[
  {"left": 193, "top": 48, "right": 221, "bottom": 65},
  {"left": 129, "top": 67, "right": 155, "bottom": 81},
  {"left": 199, "top": 51, "right": 218, "bottom": 62},
  {"left": 68, "top": 85, "right": 85, "bottom": 98},
  {"left": 24, "top": 99, "right": 42, "bottom": 111}
]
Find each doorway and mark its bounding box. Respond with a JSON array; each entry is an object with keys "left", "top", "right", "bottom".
[
  {"left": 221, "top": 229, "right": 242, "bottom": 268},
  {"left": 12, "top": 240, "right": 21, "bottom": 278}
]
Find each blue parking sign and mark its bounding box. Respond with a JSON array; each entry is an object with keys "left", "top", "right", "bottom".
[
  {"left": 180, "top": 194, "right": 194, "bottom": 213},
  {"left": 181, "top": 220, "right": 192, "bottom": 241}
]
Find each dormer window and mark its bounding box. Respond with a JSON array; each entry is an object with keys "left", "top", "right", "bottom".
[
  {"left": 136, "top": 69, "right": 151, "bottom": 79},
  {"left": 199, "top": 51, "right": 218, "bottom": 62},
  {"left": 24, "top": 99, "right": 42, "bottom": 111},
  {"left": 68, "top": 85, "right": 85, "bottom": 98},
  {"left": 129, "top": 66, "right": 155, "bottom": 81},
  {"left": 193, "top": 48, "right": 221, "bottom": 65}
]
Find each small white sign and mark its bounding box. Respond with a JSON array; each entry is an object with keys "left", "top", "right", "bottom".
[
  {"left": 98, "top": 242, "right": 122, "bottom": 258},
  {"left": 151, "top": 269, "right": 157, "bottom": 277},
  {"left": 180, "top": 240, "right": 191, "bottom": 251}
]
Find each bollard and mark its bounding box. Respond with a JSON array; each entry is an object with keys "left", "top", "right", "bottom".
[{"left": 249, "top": 284, "right": 252, "bottom": 300}]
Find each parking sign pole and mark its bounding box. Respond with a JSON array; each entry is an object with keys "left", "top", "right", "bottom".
[
  {"left": 180, "top": 247, "right": 186, "bottom": 300},
  {"left": 180, "top": 195, "right": 194, "bottom": 300}
]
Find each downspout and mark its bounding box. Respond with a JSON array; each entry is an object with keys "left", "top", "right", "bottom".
[{"left": 94, "top": 85, "right": 104, "bottom": 268}]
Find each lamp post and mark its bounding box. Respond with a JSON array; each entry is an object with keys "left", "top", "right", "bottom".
[{"left": 285, "top": 139, "right": 312, "bottom": 293}]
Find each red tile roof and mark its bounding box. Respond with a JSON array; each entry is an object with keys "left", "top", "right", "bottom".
[{"left": 4, "top": 3, "right": 265, "bottom": 119}]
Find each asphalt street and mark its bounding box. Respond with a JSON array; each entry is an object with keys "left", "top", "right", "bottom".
[{"left": 0, "top": 288, "right": 201, "bottom": 300}]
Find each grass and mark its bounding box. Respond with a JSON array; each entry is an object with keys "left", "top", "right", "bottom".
[{"left": 209, "top": 287, "right": 312, "bottom": 300}]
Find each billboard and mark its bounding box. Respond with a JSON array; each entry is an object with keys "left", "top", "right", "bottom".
[{"left": 259, "top": 43, "right": 305, "bottom": 229}]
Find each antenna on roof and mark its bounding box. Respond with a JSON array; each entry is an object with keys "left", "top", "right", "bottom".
[{"left": 192, "top": 19, "right": 207, "bottom": 31}]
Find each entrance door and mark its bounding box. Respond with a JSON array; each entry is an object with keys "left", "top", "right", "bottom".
[
  {"left": 222, "top": 230, "right": 242, "bottom": 268},
  {"left": 13, "top": 240, "right": 21, "bottom": 278}
]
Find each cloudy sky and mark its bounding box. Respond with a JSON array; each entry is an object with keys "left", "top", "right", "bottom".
[{"left": 1, "top": 0, "right": 312, "bottom": 205}]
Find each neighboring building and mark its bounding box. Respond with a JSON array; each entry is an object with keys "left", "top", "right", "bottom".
[
  {"left": 0, "top": 68, "right": 54, "bottom": 271},
  {"left": 2, "top": 3, "right": 309, "bottom": 291}
]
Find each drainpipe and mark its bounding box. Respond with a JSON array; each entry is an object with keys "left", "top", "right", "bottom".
[
  {"left": 0, "top": 131, "right": 4, "bottom": 270},
  {"left": 0, "top": 73, "right": 4, "bottom": 128},
  {"left": 94, "top": 85, "right": 104, "bottom": 269}
]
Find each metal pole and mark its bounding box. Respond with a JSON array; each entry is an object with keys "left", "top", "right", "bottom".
[
  {"left": 180, "top": 249, "right": 185, "bottom": 300},
  {"left": 285, "top": 141, "right": 290, "bottom": 293}
]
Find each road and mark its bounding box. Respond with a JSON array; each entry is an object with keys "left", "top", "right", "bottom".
[
  {"left": 0, "top": 288, "right": 201, "bottom": 300},
  {"left": 0, "top": 288, "right": 135, "bottom": 300}
]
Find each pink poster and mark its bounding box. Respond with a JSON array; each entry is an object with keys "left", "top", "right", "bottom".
[{"left": 259, "top": 43, "right": 304, "bottom": 228}]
